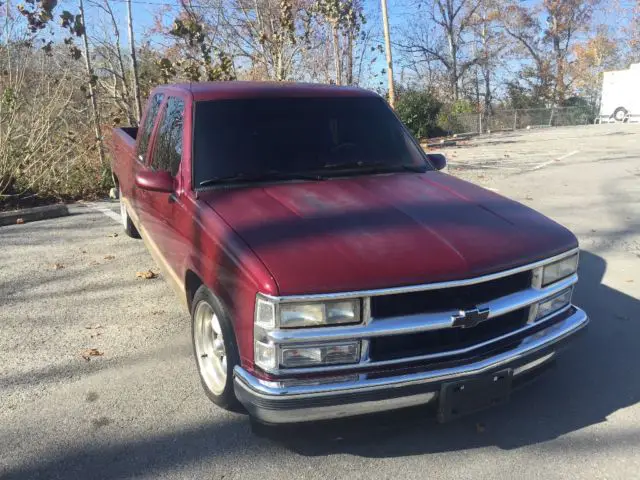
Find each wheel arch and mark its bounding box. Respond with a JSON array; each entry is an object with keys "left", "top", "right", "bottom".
[{"left": 185, "top": 269, "right": 204, "bottom": 314}]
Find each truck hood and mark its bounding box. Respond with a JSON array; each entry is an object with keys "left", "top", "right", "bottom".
[{"left": 201, "top": 172, "right": 577, "bottom": 295}]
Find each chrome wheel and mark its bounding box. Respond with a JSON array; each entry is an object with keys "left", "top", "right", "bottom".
[{"left": 194, "top": 301, "right": 227, "bottom": 395}]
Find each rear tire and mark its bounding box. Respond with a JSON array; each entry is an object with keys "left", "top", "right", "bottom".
[
  {"left": 119, "top": 187, "right": 140, "bottom": 238},
  {"left": 191, "top": 285, "right": 241, "bottom": 410},
  {"left": 613, "top": 107, "right": 628, "bottom": 123}
]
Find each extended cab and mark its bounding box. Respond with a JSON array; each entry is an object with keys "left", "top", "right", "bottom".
[{"left": 110, "top": 82, "right": 588, "bottom": 424}]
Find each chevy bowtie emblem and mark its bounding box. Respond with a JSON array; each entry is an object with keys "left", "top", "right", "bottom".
[{"left": 452, "top": 307, "right": 490, "bottom": 329}]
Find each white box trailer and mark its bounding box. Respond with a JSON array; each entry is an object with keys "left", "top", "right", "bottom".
[{"left": 598, "top": 63, "right": 640, "bottom": 123}]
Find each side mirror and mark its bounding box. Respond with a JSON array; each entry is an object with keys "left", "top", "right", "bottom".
[
  {"left": 135, "top": 170, "right": 174, "bottom": 193},
  {"left": 427, "top": 153, "right": 448, "bottom": 171}
]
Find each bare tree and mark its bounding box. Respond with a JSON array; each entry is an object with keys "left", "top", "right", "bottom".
[
  {"left": 78, "top": 0, "right": 106, "bottom": 171},
  {"left": 211, "top": 0, "right": 311, "bottom": 81},
  {"left": 469, "top": 0, "right": 505, "bottom": 113},
  {"left": 501, "top": 0, "right": 600, "bottom": 105},
  {"left": 399, "top": 0, "right": 484, "bottom": 101},
  {"left": 89, "top": 0, "right": 136, "bottom": 125},
  {"left": 127, "top": 0, "right": 142, "bottom": 123}
]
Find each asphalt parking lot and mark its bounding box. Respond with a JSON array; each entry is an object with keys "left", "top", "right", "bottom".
[{"left": 1, "top": 124, "right": 640, "bottom": 479}]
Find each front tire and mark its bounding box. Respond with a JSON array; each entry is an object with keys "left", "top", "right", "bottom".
[
  {"left": 191, "top": 285, "right": 241, "bottom": 410},
  {"left": 119, "top": 187, "right": 140, "bottom": 238}
]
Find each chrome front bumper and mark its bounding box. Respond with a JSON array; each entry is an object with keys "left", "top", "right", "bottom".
[{"left": 234, "top": 307, "right": 588, "bottom": 424}]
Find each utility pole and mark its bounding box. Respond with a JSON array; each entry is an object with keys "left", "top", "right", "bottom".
[
  {"left": 127, "top": 0, "right": 143, "bottom": 123},
  {"left": 380, "top": 0, "right": 395, "bottom": 108}
]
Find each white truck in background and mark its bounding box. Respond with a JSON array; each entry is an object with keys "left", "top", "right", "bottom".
[{"left": 598, "top": 63, "right": 640, "bottom": 123}]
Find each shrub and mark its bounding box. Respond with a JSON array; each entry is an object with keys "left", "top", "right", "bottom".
[
  {"left": 394, "top": 89, "right": 444, "bottom": 139},
  {"left": 1, "top": 45, "right": 110, "bottom": 207},
  {"left": 436, "top": 99, "right": 476, "bottom": 135}
]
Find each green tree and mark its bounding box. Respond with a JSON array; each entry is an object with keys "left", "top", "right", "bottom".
[{"left": 394, "top": 89, "right": 443, "bottom": 139}]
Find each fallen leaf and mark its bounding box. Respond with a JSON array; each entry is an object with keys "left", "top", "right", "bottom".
[
  {"left": 151, "top": 310, "right": 165, "bottom": 315},
  {"left": 104, "top": 255, "right": 115, "bottom": 260},
  {"left": 108, "top": 233, "right": 119, "bottom": 238},
  {"left": 81, "top": 348, "right": 104, "bottom": 361},
  {"left": 476, "top": 422, "right": 486, "bottom": 433},
  {"left": 81, "top": 250, "right": 87, "bottom": 254},
  {"left": 52, "top": 263, "right": 64, "bottom": 270},
  {"left": 626, "top": 279, "right": 634, "bottom": 283},
  {"left": 84, "top": 325, "right": 103, "bottom": 330},
  {"left": 136, "top": 270, "right": 158, "bottom": 280},
  {"left": 16, "top": 218, "right": 24, "bottom": 224}
]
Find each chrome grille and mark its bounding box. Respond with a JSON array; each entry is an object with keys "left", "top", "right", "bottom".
[
  {"left": 370, "top": 271, "right": 532, "bottom": 318},
  {"left": 369, "top": 307, "right": 529, "bottom": 361}
]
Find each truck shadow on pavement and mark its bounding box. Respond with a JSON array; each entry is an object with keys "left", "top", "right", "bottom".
[
  {"left": 3, "top": 250, "right": 640, "bottom": 479},
  {"left": 271, "top": 249, "right": 640, "bottom": 456}
]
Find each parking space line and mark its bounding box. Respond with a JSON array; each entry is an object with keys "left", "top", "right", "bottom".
[
  {"left": 530, "top": 150, "right": 580, "bottom": 171},
  {"left": 83, "top": 202, "right": 120, "bottom": 223}
]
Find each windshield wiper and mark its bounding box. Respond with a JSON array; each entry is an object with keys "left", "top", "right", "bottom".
[
  {"left": 199, "top": 171, "right": 326, "bottom": 187},
  {"left": 321, "top": 161, "right": 427, "bottom": 174}
]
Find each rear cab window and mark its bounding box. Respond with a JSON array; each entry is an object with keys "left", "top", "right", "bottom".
[
  {"left": 137, "top": 92, "right": 165, "bottom": 161},
  {"left": 150, "top": 96, "right": 185, "bottom": 178}
]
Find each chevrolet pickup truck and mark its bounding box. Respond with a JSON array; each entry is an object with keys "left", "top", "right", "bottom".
[{"left": 110, "top": 82, "right": 588, "bottom": 424}]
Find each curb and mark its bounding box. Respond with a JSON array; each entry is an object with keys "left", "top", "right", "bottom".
[{"left": 0, "top": 204, "right": 70, "bottom": 227}]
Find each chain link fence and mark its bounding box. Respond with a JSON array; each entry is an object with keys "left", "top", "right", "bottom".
[{"left": 444, "top": 107, "right": 597, "bottom": 136}]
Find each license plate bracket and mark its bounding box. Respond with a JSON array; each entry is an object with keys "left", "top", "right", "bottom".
[{"left": 438, "top": 369, "right": 512, "bottom": 423}]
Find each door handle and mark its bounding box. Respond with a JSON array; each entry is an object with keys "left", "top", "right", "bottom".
[{"left": 168, "top": 193, "right": 177, "bottom": 204}]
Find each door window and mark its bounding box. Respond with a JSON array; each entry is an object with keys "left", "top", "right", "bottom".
[
  {"left": 151, "top": 97, "right": 185, "bottom": 177},
  {"left": 137, "top": 93, "right": 165, "bottom": 160}
]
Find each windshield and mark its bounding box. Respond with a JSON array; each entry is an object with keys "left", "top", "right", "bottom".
[{"left": 192, "top": 96, "right": 430, "bottom": 187}]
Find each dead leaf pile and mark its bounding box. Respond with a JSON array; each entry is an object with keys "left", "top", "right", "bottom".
[
  {"left": 81, "top": 348, "right": 104, "bottom": 361},
  {"left": 136, "top": 270, "right": 158, "bottom": 280}
]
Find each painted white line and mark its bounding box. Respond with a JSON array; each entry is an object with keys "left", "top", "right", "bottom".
[
  {"left": 530, "top": 150, "right": 580, "bottom": 171},
  {"left": 557, "top": 149, "right": 581, "bottom": 161},
  {"left": 83, "top": 202, "right": 120, "bottom": 223}
]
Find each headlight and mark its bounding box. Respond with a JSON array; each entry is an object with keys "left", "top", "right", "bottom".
[
  {"left": 542, "top": 253, "right": 578, "bottom": 286},
  {"left": 256, "top": 297, "right": 361, "bottom": 329},
  {"left": 253, "top": 296, "right": 363, "bottom": 372},
  {"left": 536, "top": 288, "right": 572, "bottom": 321}
]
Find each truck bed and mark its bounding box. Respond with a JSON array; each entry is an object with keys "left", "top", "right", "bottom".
[{"left": 110, "top": 127, "right": 139, "bottom": 196}]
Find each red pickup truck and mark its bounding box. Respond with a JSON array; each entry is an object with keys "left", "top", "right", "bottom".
[{"left": 110, "top": 82, "right": 588, "bottom": 424}]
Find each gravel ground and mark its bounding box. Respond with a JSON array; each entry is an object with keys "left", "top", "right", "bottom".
[{"left": 1, "top": 124, "right": 639, "bottom": 479}]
